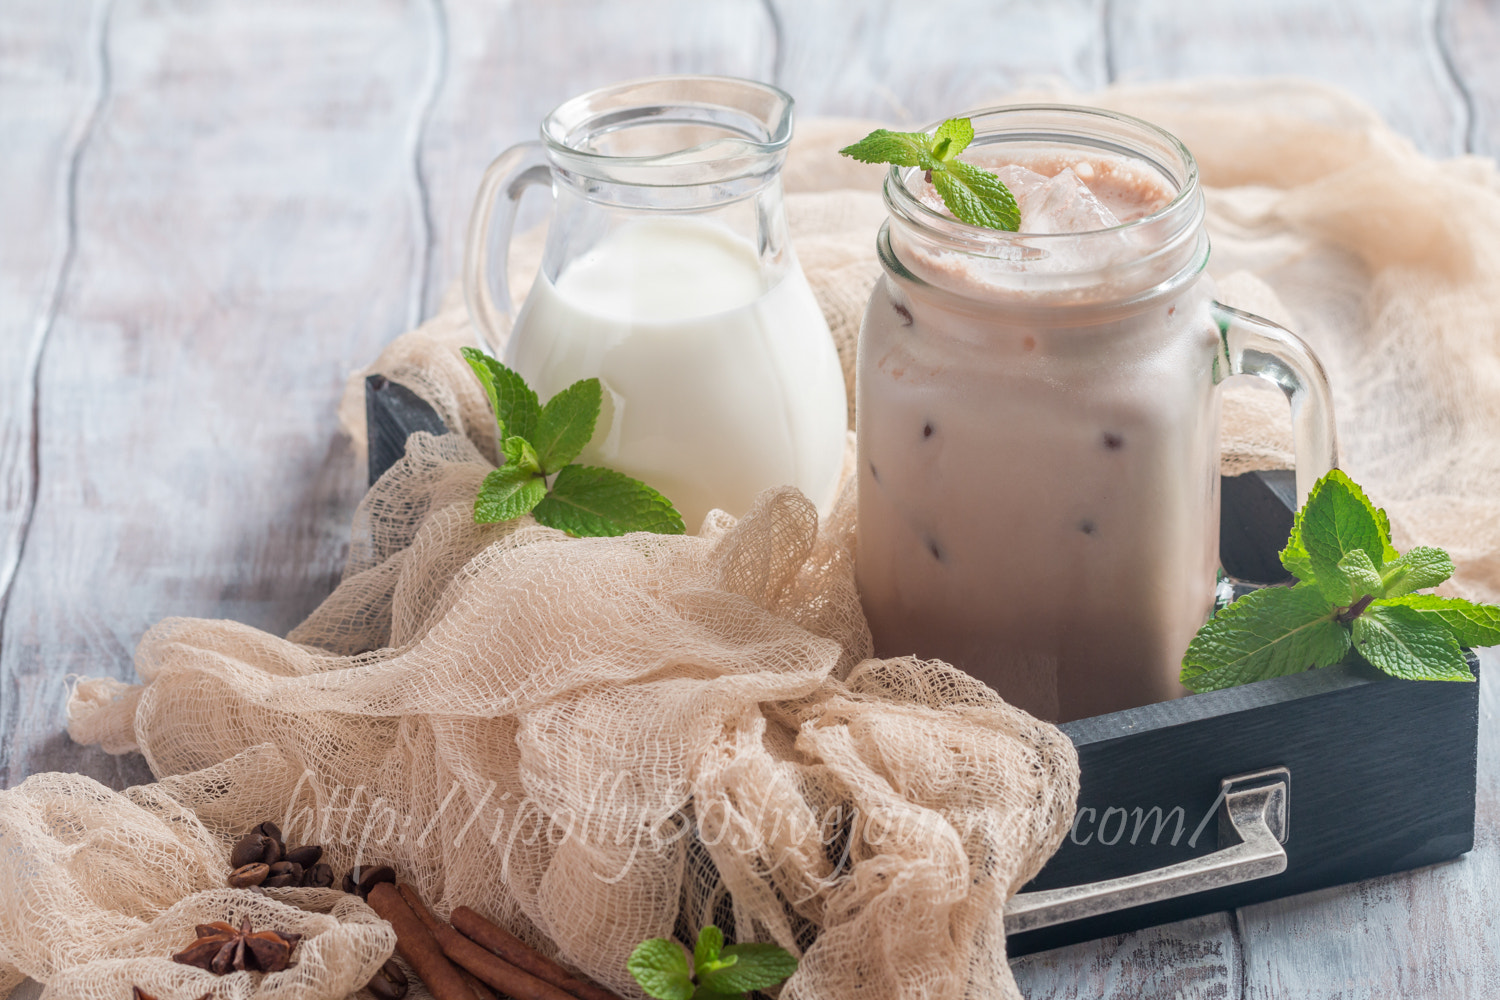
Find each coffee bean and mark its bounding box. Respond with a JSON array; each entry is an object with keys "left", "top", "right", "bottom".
[
  {"left": 230, "top": 834, "right": 272, "bottom": 869},
  {"left": 341, "top": 871, "right": 357, "bottom": 894},
  {"left": 251, "top": 821, "right": 286, "bottom": 862},
  {"left": 366, "top": 958, "right": 409, "bottom": 1000},
  {"left": 268, "top": 861, "right": 304, "bottom": 881},
  {"left": 355, "top": 864, "right": 396, "bottom": 897},
  {"left": 263, "top": 873, "right": 299, "bottom": 888},
  {"left": 285, "top": 844, "right": 323, "bottom": 868},
  {"left": 227, "top": 862, "right": 269, "bottom": 888},
  {"left": 301, "top": 862, "right": 334, "bottom": 888}
]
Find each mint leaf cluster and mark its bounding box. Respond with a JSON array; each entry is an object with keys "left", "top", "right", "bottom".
[
  {"left": 627, "top": 925, "right": 797, "bottom": 1000},
  {"left": 839, "top": 117, "right": 1020, "bottom": 232},
  {"left": 1181, "top": 469, "right": 1497, "bottom": 692},
  {"left": 461, "top": 348, "right": 685, "bottom": 537}
]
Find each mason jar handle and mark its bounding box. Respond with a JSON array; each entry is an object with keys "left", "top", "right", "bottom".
[
  {"left": 463, "top": 140, "right": 552, "bottom": 354},
  {"left": 1005, "top": 767, "right": 1289, "bottom": 935},
  {"left": 1211, "top": 302, "right": 1339, "bottom": 504}
]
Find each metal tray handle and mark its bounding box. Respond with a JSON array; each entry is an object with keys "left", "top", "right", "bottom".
[{"left": 1005, "top": 767, "right": 1290, "bottom": 935}]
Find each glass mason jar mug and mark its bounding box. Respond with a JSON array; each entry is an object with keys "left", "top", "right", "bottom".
[
  {"left": 855, "top": 105, "right": 1338, "bottom": 723},
  {"left": 464, "top": 76, "right": 848, "bottom": 533}
]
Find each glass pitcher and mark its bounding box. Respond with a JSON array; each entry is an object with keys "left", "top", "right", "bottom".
[
  {"left": 855, "top": 105, "right": 1338, "bottom": 723},
  {"left": 463, "top": 76, "right": 847, "bottom": 533}
]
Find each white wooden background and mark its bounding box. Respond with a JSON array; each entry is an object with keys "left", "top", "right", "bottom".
[{"left": 2, "top": 1, "right": 1498, "bottom": 996}]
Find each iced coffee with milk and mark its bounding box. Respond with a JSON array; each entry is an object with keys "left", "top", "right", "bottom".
[{"left": 854, "top": 106, "right": 1335, "bottom": 723}]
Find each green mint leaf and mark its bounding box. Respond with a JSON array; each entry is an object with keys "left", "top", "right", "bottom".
[
  {"left": 1180, "top": 585, "right": 1350, "bottom": 693},
  {"left": 461, "top": 347, "right": 505, "bottom": 433},
  {"left": 932, "top": 159, "right": 1020, "bottom": 232},
  {"left": 694, "top": 926, "right": 723, "bottom": 973},
  {"left": 698, "top": 943, "right": 798, "bottom": 995},
  {"left": 1373, "top": 507, "right": 1400, "bottom": 563},
  {"left": 532, "top": 378, "right": 602, "bottom": 474},
  {"left": 1279, "top": 537, "right": 1316, "bottom": 585},
  {"left": 1351, "top": 604, "right": 1474, "bottom": 682},
  {"left": 474, "top": 466, "right": 546, "bottom": 523},
  {"left": 532, "top": 465, "right": 686, "bottom": 538},
  {"left": 931, "top": 117, "right": 974, "bottom": 161},
  {"left": 501, "top": 435, "right": 541, "bottom": 475},
  {"left": 627, "top": 939, "right": 694, "bottom": 1000},
  {"left": 838, "top": 118, "right": 1017, "bottom": 232},
  {"left": 460, "top": 347, "right": 539, "bottom": 441},
  {"left": 1379, "top": 546, "right": 1455, "bottom": 597},
  {"left": 1334, "top": 548, "right": 1383, "bottom": 605},
  {"left": 690, "top": 987, "right": 742, "bottom": 1000},
  {"left": 1280, "top": 471, "right": 1398, "bottom": 583},
  {"left": 1293, "top": 471, "right": 1390, "bottom": 595},
  {"left": 838, "top": 129, "right": 938, "bottom": 169},
  {"left": 1378, "top": 594, "right": 1500, "bottom": 648}
]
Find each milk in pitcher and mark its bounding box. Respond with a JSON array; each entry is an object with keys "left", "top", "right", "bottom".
[{"left": 509, "top": 216, "right": 848, "bottom": 532}]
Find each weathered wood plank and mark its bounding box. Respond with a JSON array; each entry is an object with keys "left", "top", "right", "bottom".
[
  {"left": 418, "top": 0, "right": 777, "bottom": 317},
  {"left": 0, "top": 0, "right": 105, "bottom": 670},
  {"left": 1445, "top": 0, "right": 1500, "bottom": 156},
  {"left": 1108, "top": 0, "right": 1469, "bottom": 157},
  {"left": 769, "top": 0, "right": 1107, "bottom": 124},
  {"left": 0, "top": 0, "right": 440, "bottom": 789}
]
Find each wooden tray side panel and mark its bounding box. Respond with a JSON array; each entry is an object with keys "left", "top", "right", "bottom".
[{"left": 1008, "top": 660, "right": 1479, "bottom": 955}]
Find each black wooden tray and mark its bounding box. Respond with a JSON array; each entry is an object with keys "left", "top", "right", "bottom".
[{"left": 365, "top": 376, "right": 1479, "bottom": 956}]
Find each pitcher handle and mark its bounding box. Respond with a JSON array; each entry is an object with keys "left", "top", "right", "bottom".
[
  {"left": 1211, "top": 302, "right": 1339, "bottom": 504},
  {"left": 463, "top": 140, "right": 552, "bottom": 354}
]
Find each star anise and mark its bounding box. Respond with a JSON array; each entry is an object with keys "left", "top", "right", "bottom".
[{"left": 171, "top": 918, "right": 302, "bottom": 974}]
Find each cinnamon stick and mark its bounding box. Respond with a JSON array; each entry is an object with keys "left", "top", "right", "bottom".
[
  {"left": 397, "top": 884, "right": 499, "bottom": 1000},
  {"left": 452, "top": 906, "right": 626, "bottom": 1000},
  {"left": 366, "top": 882, "right": 475, "bottom": 1000},
  {"left": 434, "top": 922, "right": 582, "bottom": 1000}
]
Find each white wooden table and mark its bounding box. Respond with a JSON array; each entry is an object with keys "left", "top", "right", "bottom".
[{"left": 3, "top": 2, "right": 1498, "bottom": 996}]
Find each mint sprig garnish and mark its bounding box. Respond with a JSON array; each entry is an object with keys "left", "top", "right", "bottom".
[
  {"left": 461, "top": 348, "right": 685, "bottom": 537},
  {"left": 628, "top": 925, "right": 797, "bottom": 1000},
  {"left": 1181, "top": 469, "right": 1492, "bottom": 692},
  {"left": 532, "top": 465, "right": 685, "bottom": 536},
  {"left": 839, "top": 117, "right": 1020, "bottom": 232}
]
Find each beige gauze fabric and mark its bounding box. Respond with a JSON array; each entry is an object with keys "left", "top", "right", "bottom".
[{"left": 9, "top": 77, "right": 1494, "bottom": 1000}]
